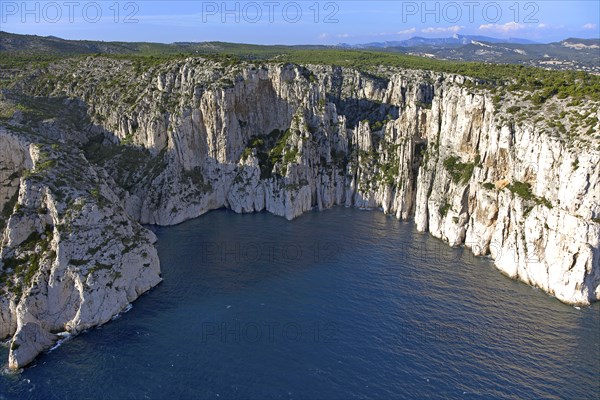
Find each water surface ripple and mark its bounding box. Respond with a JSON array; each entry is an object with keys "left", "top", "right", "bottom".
[{"left": 1, "top": 208, "right": 598, "bottom": 399}]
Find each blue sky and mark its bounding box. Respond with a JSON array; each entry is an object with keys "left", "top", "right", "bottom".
[{"left": 1, "top": 1, "right": 599, "bottom": 44}]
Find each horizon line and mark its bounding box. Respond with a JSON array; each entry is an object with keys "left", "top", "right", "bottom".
[{"left": 2, "top": 30, "right": 600, "bottom": 47}]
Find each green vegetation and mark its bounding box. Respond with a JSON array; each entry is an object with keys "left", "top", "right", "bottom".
[
  {"left": 0, "top": 226, "right": 54, "bottom": 298},
  {"left": 3, "top": 34, "right": 600, "bottom": 104},
  {"left": 121, "top": 133, "right": 134, "bottom": 146},
  {"left": 415, "top": 101, "right": 432, "bottom": 110},
  {"left": 443, "top": 156, "right": 475, "bottom": 185},
  {"left": 439, "top": 200, "right": 451, "bottom": 217},
  {"left": 366, "top": 115, "right": 395, "bottom": 133},
  {"left": 0, "top": 191, "right": 19, "bottom": 232},
  {"left": 69, "top": 258, "right": 89, "bottom": 267},
  {"left": 330, "top": 149, "right": 348, "bottom": 170},
  {"left": 87, "top": 262, "right": 113, "bottom": 276},
  {"left": 283, "top": 148, "right": 299, "bottom": 164},
  {"left": 89, "top": 187, "right": 101, "bottom": 200},
  {"left": 376, "top": 144, "right": 401, "bottom": 186},
  {"left": 281, "top": 50, "right": 600, "bottom": 102},
  {"left": 0, "top": 93, "right": 89, "bottom": 132},
  {"left": 571, "top": 158, "right": 579, "bottom": 170},
  {"left": 182, "top": 167, "right": 213, "bottom": 193},
  {"left": 242, "top": 128, "right": 298, "bottom": 179},
  {"left": 507, "top": 181, "right": 535, "bottom": 200},
  {"left": 0, "top": 53, "right": 64, "bottom": 70},
  {"left": 87, "top": 246, "right": 101, "bottom": 256},
  {"left": 379, "top": 159, "right": 399, "bottom": 186},
  {"left": 83, "top": 136, "right": 164, "bottom": 190},
  {"left": 506, "top": 181, "right": 553, "bottom": 209},
  {"left": 2, "top": 30, "right": 594, "bottom": 102},
  {"left": 370, "top": 121, "right": 384, "bottom": 131},
  {"left": 269, "top": 129, "right": 293, "bottom": 165}
]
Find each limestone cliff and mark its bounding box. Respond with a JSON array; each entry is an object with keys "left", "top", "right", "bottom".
[
  {"left": 1, "top": 57, "right": 599, "bottom": 368},
  {"left": 0, "top": 102, "right": 161, "bottom": 369}
]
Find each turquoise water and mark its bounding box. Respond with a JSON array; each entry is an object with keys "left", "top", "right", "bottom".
[{"left": 1, "top": 208, "right": 599, "bottom": 399}]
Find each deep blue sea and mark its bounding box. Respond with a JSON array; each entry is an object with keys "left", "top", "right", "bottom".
[{"left": 1, "top": 208, "right": 599, "bottom": 399}]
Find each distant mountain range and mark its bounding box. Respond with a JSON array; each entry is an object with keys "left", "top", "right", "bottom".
[
  {"left": 338, "top": 34, "right": 539, "bottom": 48},
  {"left": 339, "top": 35, "right": 599, "bottom": 73},
  {"left": 1, "top": 31, "right": 598, "bottom": 73}
]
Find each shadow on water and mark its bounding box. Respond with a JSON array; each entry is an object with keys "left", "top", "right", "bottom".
[{"left": 1, "top": 207, "right": 598, "bottom": 400}]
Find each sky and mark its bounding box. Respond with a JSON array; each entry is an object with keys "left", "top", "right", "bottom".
[{"left": 0, "top": 1, "right": 599, "bottom": 45}]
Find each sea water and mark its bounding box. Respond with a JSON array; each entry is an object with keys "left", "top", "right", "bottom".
[{"left": 1, "top": 208, "right": 598, "bottom": 399}]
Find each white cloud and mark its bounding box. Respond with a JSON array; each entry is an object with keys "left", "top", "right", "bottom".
[
  {"left": 421, "top": 25, "right": 463, "bottom": 34},
  {"left": 537, "top": 23, "right": 548, "bottom": 29},
  {"left": 318, "top": 33, "right": 329, "bottom": 39},
  {"left": 337, "top": 33, "right": 350, "bottom": 38},
  {"left": 478, "top": 22, "right": 525, "bottom": 32},
  {"left": 583, "top": 23, "right": 597, "bottom": 30},
  {"left": 397, "top": 28, "right": 416, "bottom": 35}
]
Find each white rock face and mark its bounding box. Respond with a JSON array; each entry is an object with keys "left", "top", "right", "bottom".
[
  {"left": 0, "top": 127, "right": 162, "bottom": 370},
  {"left": 28, "top": 59, "right": 600, "bottom": 304},
  {"left": 2, "top": 57, "right": 599, "bottom": 368},
  {"left": 8, "top": 322, "right": 57, "bottom": 370}
]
